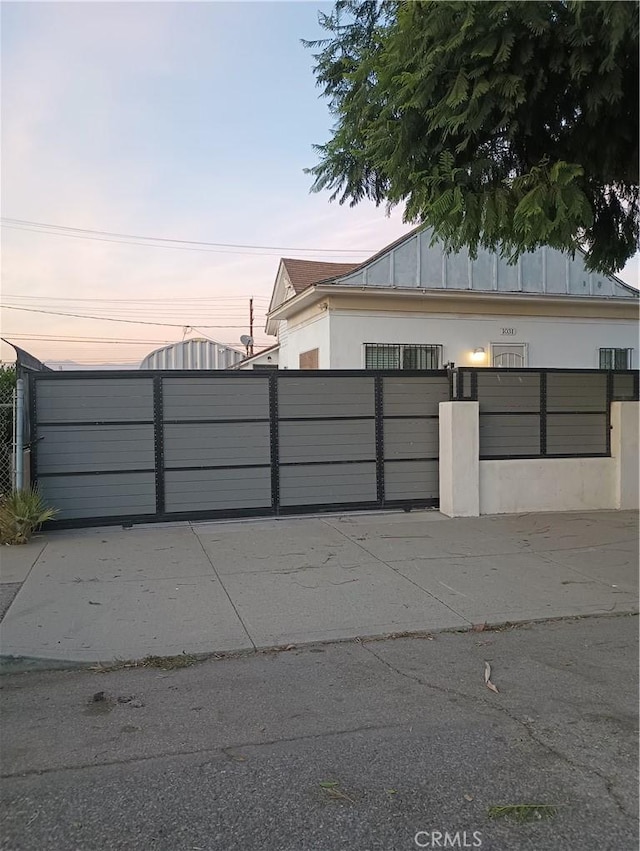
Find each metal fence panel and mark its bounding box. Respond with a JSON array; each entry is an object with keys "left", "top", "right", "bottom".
[
  {"left": 163, "top": 422, "right": 270, "bottom": 468},
  {"left": 469, "top": 368, "right": 638, "bottom": 459},
  {"left": 612, "top": 372, "right": 638, "bottom": 401},
  {"left": 279, "top": 462, "right": 377, "bottom": 507},
  {"left": 278, "top": 420, "right": 375, "bottom": 464},
  {"left": 546, "top": 373, "right": 607, "bottom": 412},
  {"left": 37, "top": 425, "right": 155, "bottom": 474},
  {"left": 382, "top": 376, "right": 449, "bottom": 416},
  {"left": 384, "top": 460, "right": 439, "bottom": 501},
  {"left": 476, "top": 372, "right": 540, "bottom": 412},
  {"left": 162, "top": 376, "right": 269, "bottom": 420},
  {"left": 546, "top": 414, "right": 608, "bottom": 455},
  {"left": 277, "top": 376, "right": 375, "bottom": 419},
  {"left": 32, "top": 370, "right": 447, "bottom": 527},
  {"left": 38, "top": 472, "right": 156, "bottom": 520},
  {"left": 36, "top": 379, "right": 153, "bottom": 423},
  {"left": 479, "top": 415, "right": 541, "bottom": 457},
  {"left": 383, "top": 418, "right": 439, "bottom": 460},
  {"left": 164, "top": 468, "right": 271, "bottom": 513}
]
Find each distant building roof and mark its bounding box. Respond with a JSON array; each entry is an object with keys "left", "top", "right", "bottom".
[{"left": 140, "top": 338, "right": 244, "bottom": 370}]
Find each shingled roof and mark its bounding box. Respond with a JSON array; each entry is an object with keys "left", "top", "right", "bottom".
[{"left": 281, "top": 258, "right": 360, "bottom": 294}]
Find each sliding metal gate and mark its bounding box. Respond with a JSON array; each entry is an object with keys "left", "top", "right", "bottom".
[{"left": 30, "top": 370, "right": 449, "bottom": 528}]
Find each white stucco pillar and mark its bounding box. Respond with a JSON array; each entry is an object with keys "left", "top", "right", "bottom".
[
  {"left": 439, "top": 402, "right": 480, "bottom": 517},
  {"left": 611, "top": 401, "right": 639, "bottom": 510}
]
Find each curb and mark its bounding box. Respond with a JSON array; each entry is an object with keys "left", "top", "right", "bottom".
[{"left": 1, "top": 609, "right": 636, "bottom": 676}]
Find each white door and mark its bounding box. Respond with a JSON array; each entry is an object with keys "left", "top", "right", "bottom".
[{"left": 491, "top": 343, "right": 527, "bottom": 368}]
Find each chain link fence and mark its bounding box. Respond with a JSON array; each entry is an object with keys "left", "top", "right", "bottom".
[{"left": 0, "top": 377, "right": 16, "bottom": 497}]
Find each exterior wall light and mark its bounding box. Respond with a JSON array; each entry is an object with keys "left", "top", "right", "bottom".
[{"left": 470, "top": 347, "right": 486, "bottom": 363}]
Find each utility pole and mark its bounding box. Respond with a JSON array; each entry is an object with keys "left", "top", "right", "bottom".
[{"left": 249, "top": 298, "right": 254, "bottom": 356}]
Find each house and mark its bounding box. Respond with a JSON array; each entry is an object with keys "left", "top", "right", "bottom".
[
  {"left": 245, "top": 227, "right": 638, "bottom": 371},
  {"left": 230, "top": 342, "right": 279, "bottom": 370}
]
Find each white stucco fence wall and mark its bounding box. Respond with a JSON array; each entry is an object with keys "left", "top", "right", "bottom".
[{"left": 440, "top": 401, "right": 638, "bottom": 516}]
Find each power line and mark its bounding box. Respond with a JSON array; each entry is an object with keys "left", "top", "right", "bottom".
[
  {"left": 2, "top": 304, "right": 266, "bottom": 329},
  {"left": 1, "top": 218, "right": 372, "bottom": 257},
  {"left": 5, "top": 335, "right": 179, "bottom": 345},
  {"left": 2, "top": 293, "right": 271, "bottom": 304},
  {"left": 2, "top": 304, "right": 266, "bottom": 325}
]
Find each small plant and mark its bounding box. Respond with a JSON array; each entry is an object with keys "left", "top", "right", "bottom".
[
  {"left": 488, "top": 804, "right": 557, "bottom": 822},
  {"left": 0, "top": 488, "right": 58, "bottom": 545}
]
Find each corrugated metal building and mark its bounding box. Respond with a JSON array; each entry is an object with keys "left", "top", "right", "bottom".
[{"left": 140, "top": 338, "right": 244, "bottom": 370}]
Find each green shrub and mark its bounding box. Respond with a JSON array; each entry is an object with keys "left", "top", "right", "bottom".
[{"left": 0, "top": 489, "right": 58, "bottom": 545}]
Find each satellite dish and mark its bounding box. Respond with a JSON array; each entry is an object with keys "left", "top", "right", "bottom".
[{"left": 240, "top": 335, "right": 253, "bottom": 346}]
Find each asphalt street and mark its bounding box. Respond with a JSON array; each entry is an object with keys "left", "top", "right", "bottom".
[{"left": 1, "top": 614, "right": 638, "bottom": 851}]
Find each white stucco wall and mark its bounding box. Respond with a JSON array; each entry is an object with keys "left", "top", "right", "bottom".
[
  {"left": 479, "top": 457, "right": 617, "bottom": 514},
  {"left": 611, "top": 402, "right": 640, "bottom": 509},
  {"left": 328, "top": 310, "right": 638, "bottom": 368},
  {"left": 279, "top": 314, "right": 331, "bottom": 369},
  {"left": 439, "top": 401, "right": 639, "bottom": 516},
  {"left": 439, "top": 403, "right": 479, "bottom": 517}
]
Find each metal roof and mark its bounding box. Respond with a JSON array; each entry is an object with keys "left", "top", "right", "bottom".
[
  {"left": 140, "top": 338, "right": 244, "bottom": 370},
  {"left": 317, "top": 228, "right": 638, "bottom": 299}
]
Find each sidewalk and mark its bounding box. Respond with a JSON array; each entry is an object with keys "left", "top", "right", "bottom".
[{"left": 0, "top": 509, "right": 637, "bottom": 667}]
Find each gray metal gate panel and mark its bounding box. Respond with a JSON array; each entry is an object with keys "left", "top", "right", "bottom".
[
  {"left": 38, "top": 472, "right": 156, "bottom": 520},
  {"left": 380, "top": 376, "right": 445, "bottom": 504},
  {"left": 277, "top": 375, "right": 378, "bottom": 508},
  {"left": 32, "top": 368, "right": 635, "bottom": 528},
  {"left": 383, "top": 418, "right": 439, "bottom": 460},
  {"left": 31, "top": 369, "right": 449, "bottom": 528},
  {"left": 278, "top": 420, "right": 375, "bottom": 464},
  {"left": 382, "top": 376, "right": 449, "bottom": 416},
  {"left": 279, "top": 463, "right": 377, "bottom": 507},
  {"left": 162, "top": 376, "right": 269, "bottom": 420},
  {"left": 34, "top": 376, "right": 156, "bottom": 522},
  {"left": 163, "top": 422, "right": 270, "bottom": 468},
  {"left": 37, "top": 425, "right": 155, "bottom": 474},
  {"left": 277, "top": 375, "right": 375, "bottom": 418},
  {"left": 384, "top": 460, "right": 439, "bottom": 501},
  {"left": 36, "top": 378, "right": 153, "bottom": 422},
  {"left": 164, "top": 468, "right": 271, "bottom": 513}
]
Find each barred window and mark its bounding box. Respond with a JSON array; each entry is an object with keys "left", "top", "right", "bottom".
[
  {"left": 364, "top": 344, "right": 442, "bottom": 370},
  {"left": 599, "top": 348, "right": 632, "bottom": 370}
]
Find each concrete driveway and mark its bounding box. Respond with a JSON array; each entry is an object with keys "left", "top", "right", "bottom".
[{"left": 0, "top": 509, "right": 637, "bottom": 666}]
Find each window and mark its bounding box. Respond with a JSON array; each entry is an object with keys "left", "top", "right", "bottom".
[
  {"left": 364, "top": 344, "right": 442, "bottom": 370},
  {"left": 299, "top": 348, "right": 319, "bottom": 369},
  {"left": 491, "top": 343, "right": 528, "bottom": 368},
  {"left": 599, "top": 348, "right": 632, "bottom": 370}
]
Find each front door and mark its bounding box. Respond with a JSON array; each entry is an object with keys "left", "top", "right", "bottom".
[{"left": 491, "top": 343, "right": 527, "bottom": 368}]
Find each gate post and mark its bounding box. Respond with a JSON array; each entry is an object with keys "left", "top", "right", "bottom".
[
  {"left": 439, "top": 402, "right": 479, "bottom": 517},
  {"left": 611, "top": 401, "right": 639, "bottom": 510},
  {"left": 14, "top": 379, "right": 24, "bottom": 491}
]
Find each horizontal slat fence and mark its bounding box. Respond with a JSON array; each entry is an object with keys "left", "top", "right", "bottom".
[
  {"left": 31, "top": 370, "right": 449, "bottom": 527},
  {"left": 457, "top": 368, "right": 639, "bottom": 459}
]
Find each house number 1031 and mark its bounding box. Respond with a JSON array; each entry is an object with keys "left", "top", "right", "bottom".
[{"left": 501, "top": 328, "right": 517, "bottom": 335}]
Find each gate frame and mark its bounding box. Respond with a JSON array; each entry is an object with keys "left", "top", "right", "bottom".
[{"left": 29, "top": 368, "right": 448, "bottom": 530}]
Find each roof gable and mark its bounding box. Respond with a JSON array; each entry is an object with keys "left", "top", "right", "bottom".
[
  {"left": 323, "top": 228, "right": 638, "bottom": 300},
  {"left": 281, "top": 258, "right": 360, "bottom": 294}
]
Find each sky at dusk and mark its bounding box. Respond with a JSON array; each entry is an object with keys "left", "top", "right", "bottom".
[{"left": 1, "top": 1, "right": 638, "bottom": 368}]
